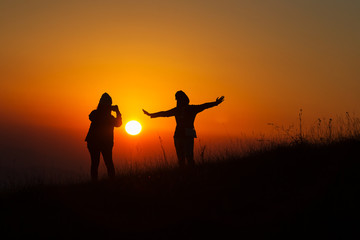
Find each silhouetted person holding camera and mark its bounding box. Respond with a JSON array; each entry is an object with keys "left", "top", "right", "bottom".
[
  {"left": 85, "top": 93, "right": 122, "bottom": 181},
  {"left": 143, "top": 91, "right": 224, "bottom": 167}
]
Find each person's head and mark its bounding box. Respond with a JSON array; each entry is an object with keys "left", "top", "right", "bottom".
[
  {"left": 97, "top": 92, "right": 112, "bottom": 112},
  {"left": 175, "top": 90, "right": 189, "bottom": 107}
]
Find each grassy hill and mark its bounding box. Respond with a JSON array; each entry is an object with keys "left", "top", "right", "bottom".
[{"left": 1, "top": 138, "right": 359, "bottom": 239}]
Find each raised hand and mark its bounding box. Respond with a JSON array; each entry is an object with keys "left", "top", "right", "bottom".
[
  {"left": 142, "top": 109, "right": 151, "bottom": 116},
  {"left": 111, "top": 105, "right": 120, "bottom": 112},
  {"left": 216, "top": 96, "right": 225, "bottom": 105}
]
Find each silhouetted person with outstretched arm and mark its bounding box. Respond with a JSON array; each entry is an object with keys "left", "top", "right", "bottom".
[
  {"left": 85, "top": 93, "right": 122, "bottom": 181},
  {"left": 143, "top": 91, "right": 224, "bottom": 167}
]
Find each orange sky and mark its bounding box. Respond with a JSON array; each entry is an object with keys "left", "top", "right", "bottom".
[{"left": 1, "top": 1, "right": 360, "bottom": 172}]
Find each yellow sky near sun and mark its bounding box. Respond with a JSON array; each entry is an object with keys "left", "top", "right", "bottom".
[{"left": 1, "top": 0, "right": 360, "bottom": 140}]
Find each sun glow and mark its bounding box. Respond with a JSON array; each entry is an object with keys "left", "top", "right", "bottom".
[{"left": 125, "top": 120, "right": 142, "bottom": 135}]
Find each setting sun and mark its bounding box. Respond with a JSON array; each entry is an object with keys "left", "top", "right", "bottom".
[{"left": 125, "top": 120, "right": 142, "bottom": 135}]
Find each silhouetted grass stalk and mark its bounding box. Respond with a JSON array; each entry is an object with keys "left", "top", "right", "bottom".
[
  {"left": 299, "top": 109, "right": 303, "bottom": 143},
  {"left": 270, "top": 111, "right": 359, "bottom": 145},
  {"left": 158, "top": 136, "right": 168, "bottom": 165}
]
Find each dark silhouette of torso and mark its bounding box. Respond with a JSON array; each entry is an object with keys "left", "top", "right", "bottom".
[{"left": 85, "top": 109, "right": 120, "bottom": 147}]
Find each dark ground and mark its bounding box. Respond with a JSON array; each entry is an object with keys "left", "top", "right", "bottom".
[{"left": 1, "top": 139, "right": 359, "bottom": 239}]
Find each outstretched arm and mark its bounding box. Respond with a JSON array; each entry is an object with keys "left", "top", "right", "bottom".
[
  {"left": 143, "top": 108, "right": 176, "bottom": 118},
  {"left": 196, "top": 96, "right": 225, "bottom": 113}
]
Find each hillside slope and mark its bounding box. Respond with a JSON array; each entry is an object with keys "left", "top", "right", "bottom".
[{"left": 2, "top": 139, "right": 359, "bottom": 239}]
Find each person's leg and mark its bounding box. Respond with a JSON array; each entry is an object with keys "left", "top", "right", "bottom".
[
  {"left": 102, "top": 146, "right": 115, "bottom": 179},
  {"left": 88, "top": 144, "right": 100, "bottom": 181},
  {"left": 174, "top": 138, "right": 185, "bottom": 168},
  {"left": 185, "top": 137, "right": 195, "bottom": 166}
]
